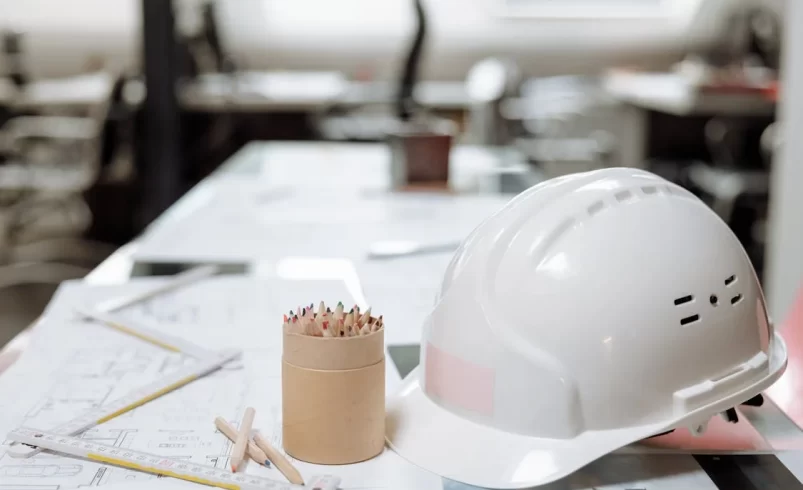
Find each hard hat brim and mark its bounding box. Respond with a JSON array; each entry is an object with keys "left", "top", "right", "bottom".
[{"left": 385, "top": 331, "right": 787, "bottom": 489}]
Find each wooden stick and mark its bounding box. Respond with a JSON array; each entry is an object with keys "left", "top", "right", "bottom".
[
  {"left": 358, "top": 307, "right": 371, "bottom": 327},
  {"left": 231, "top": 407, "right": 255, "bottom": 472},
  {"left": 214, "top": 416, "right": 270, "bottom": 467},
  {"left": 253, "top": 431, "right": 305, "bottom": 485}
]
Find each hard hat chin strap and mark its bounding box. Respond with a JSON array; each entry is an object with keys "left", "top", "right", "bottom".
[
  {"left": 688, "top": 407, "right": 739, "bottom": 436},
  {"left": 649, "top": 393, "right": 765, "bottom": 439},
  {"left": 689, "top": 420, "right": 709, "bottom": 436}
]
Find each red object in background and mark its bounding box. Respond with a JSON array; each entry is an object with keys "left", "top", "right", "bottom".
[
  {"left": 633, "top": 282, "right": 803, "bottom": 453},
  {"left": 763, "top": 81, "right": 780, "bottom": 101},
  {"left": 765, "top": 284, "right": 803, "bottom": 429}
]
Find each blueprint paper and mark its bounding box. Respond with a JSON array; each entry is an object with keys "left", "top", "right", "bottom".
[
  {"left": 93, "top": 480, "right": 200, "bottom": 490},
  {"left": 0, "top": 277, "right": 432, "bottom": 489}
]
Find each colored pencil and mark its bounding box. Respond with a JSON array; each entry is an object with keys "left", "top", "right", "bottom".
[
  {"left": 283, "top": 301, "right": 382, "bottom": 336},
  {"left": 231, "top": 407, "right": 255, "bottom": 472},
  {"left": 214, "top": 416, "right": 270, "bottom": 467},
  {"left": 253, "top": 431, "right": 304, "bottom": 485}
]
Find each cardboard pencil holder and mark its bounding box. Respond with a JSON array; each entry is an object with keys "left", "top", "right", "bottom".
[{"left": 282, "top": 324, "right": 385, "bottom": 465}]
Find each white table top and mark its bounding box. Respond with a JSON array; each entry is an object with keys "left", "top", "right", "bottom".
[
  {"left": 603, "top": 71, "right": 776, "bottom": 117},
  {"left": 0, "top": 72, "right": 114, "bottom": 111},
  {"left": 179, "top": 73, "right": 470, "bottom": 112},
  {"left": 3, "top": 139, "right": 803, "bottom": 489},
  {"left": 133, "top": 141, "right": 534, "bottom": 265}
]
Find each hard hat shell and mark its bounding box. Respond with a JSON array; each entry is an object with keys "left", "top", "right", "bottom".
[{"left": 386, "top": 168, "right": 787, "bottom": 489}]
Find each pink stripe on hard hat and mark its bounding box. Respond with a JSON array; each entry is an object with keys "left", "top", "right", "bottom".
[{"left": 424, "top": 343, "right": 495, "bottom": 416}]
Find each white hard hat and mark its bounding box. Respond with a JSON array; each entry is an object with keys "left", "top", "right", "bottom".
[{"left": 386, "top": 168, "right": 787, "bottom": 489}]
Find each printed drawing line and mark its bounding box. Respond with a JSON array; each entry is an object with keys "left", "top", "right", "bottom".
[
  {"left": 0, "top": 464, "right": 83, "bottom": 478},
  {"left": 0, "top": 485, "right": 60, "bottom": 489},
  {"left": 0, "top": 272, "right": 247, "bottom": 489}
]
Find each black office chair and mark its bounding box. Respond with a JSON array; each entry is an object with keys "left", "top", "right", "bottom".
[{"left": 684, "top": 117, "right": 771, "bottom": 277}]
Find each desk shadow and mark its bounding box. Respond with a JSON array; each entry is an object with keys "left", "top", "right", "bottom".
[
  {"left": 441, "top": 453, "right": 704, "bottom": 489},
  {"left": 131, "top": 261, "right": 247, "bottom": 277},
  {"left": 387, "top": 344, "right": 420, "bottom": 379}
]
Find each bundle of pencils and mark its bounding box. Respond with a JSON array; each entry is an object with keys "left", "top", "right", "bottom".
[
  {"left": 214, "top": 409, "right": 304, "bottom": 485},
  {"left": 283, "top": 301, "right": 383, "bottom": 337}
]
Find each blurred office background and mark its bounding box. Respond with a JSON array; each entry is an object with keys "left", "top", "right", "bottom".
[{"left": 0, "top": 0, "right": 792, "bottom": 345}]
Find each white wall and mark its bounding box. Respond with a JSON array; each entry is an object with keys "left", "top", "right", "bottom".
[
  {"left": 0, "top": 0, "right": 766, "bottom": 82},
  {"left": 765, "top": 0, "right": 801, "bottom": 323},
  {"left": 0, "top": 0, "right": 140, "bottom": 78}
]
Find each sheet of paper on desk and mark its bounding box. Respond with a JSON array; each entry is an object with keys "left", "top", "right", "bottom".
[
  {"left": 0, "top": 277, "right": 426, "bottom": 489},
  {"left": 85, "top": 479, "right": 200, "bottom": 490},
  {"left": 358, "top": 253, "right": 451, "bottom": 346},
  {"left": 133, "top": 183, "right": 510, "bottom": 264}
]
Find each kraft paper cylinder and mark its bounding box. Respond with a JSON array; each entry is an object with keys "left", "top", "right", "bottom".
[{"left": 282, "top": 327, "right": 385, "bottom": 465}]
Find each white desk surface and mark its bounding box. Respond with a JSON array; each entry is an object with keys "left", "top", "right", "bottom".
[
  {"left": 0, "top": 72, "right": 114, "bottom": 111},
  {"left": 3, "top": 139, "right": 803, "bottom": 489},
  {"left": 603, "top": 71, "right": 776, "bottom": 117},
  {"left": 180, "top": 73, "right": 470, "bottom": 112},
  {"left": 179, "top": 71, "right": 349, "bottom": 112},
  {"left": 0, "top": 72, "right": 469, "bottom": 114},
  {"left": 129, "top": 140, "right": 803, "bottom": 489},
  {"left": 133, "top": 141, "right": 533, "bottom": 264}
]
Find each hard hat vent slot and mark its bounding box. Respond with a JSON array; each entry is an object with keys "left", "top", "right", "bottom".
[
  {"left": 614, "top": 190, "right": 633, "bottom": 202},
  {"left": 587, "top": 201, "right": 605, "bottom": 216},
  {"left": 680, "top": 314, "right": 700, "bottom": 326},
  {"left": 731, "top": 294, "right": 743, "bottom": 305},
  {"left": 674, "top": 295, "right": 694, "bottom": 306},
  {"left": 725, "top": 275, "right": 737, "bottom": 286},
  {"left": 641, "top": 185, "right": 658, "bottom": 195}
]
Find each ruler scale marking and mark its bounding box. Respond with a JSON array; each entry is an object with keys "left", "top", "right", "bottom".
[
  {"left": 7, "top": 427, "right": 340, "bottom": 490},
  {"left": 76, "top": 307, "right": 215, "bottom": 360},
  {"left": 6, "top": 348, "right": 241, "bottom": 458}
]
